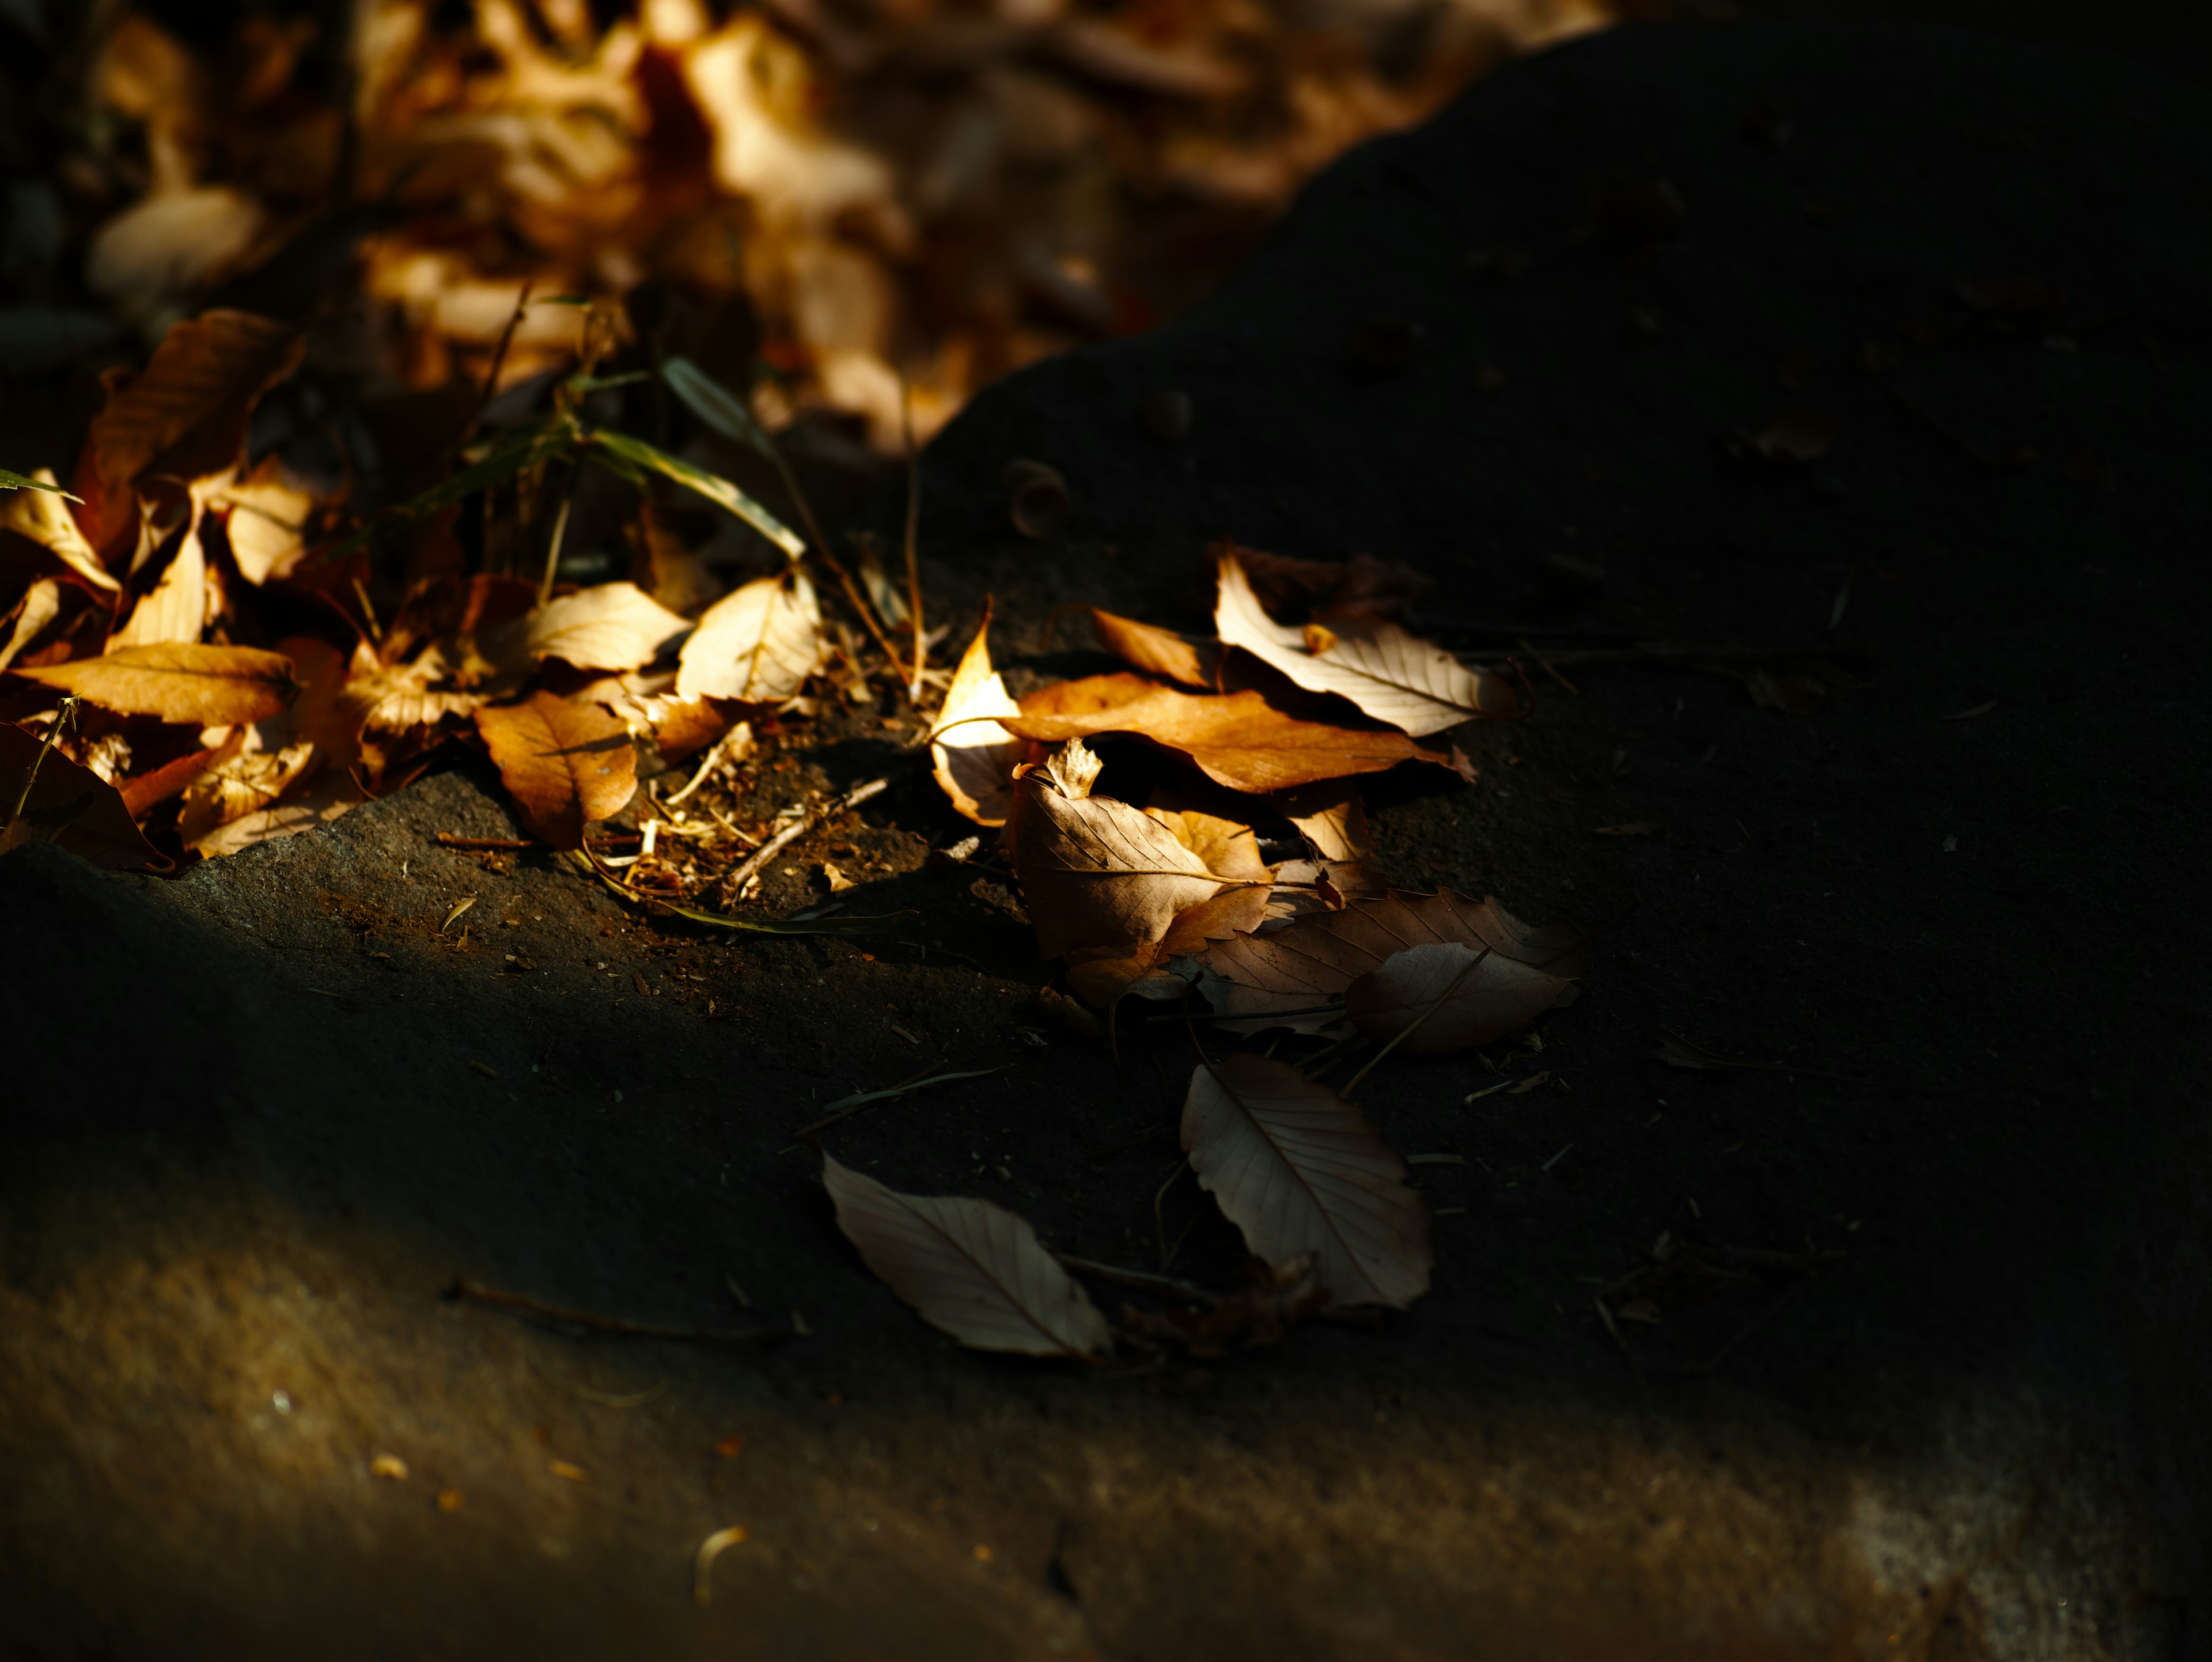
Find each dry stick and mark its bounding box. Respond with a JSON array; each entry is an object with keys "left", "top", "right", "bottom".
[
  {"left": 762, "top": 433, "right": 911, "bottom": 689},
  {"left": 664, "top": 725, "right": 743, "bottom": 808},
  {"left": 718, "top": 771, "right": 896, "bottom": 899},
  {"left": 899, "top": 368, "right": 926, "bottom": 701},
  {"left": 446, "top": 1278, "right": 786, "bottom": 1343},
  {"left": 1519, "top": 637, "right": 1581, "bottom": 696},
  {"left": 1340, "top": 947, "right": 1492, "bottom": 1097},
  {"left": 789, "top": 1063, "right": 1005, "bottom": 1141},
  {"left": 1593, "top": 1294, "right": 1647, "bottom": 1390},
  {"left": 6, "top": 695, "right": 76, "bottom": 827},
  {"left": 437, "top": 833, "right": 532, "bottom": 851},
  {"left": 459, "top": 279, "right": 533, "bottom": 452},
  {"left": 536, "top": 478, "right": 575, "bottom": 608},
  {"left": 1054, "top": 1253, "right": 1214, "bottom": 1303}
]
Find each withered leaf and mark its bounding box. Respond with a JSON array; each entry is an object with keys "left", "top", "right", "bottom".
[
  {"left": 10, "top": 642, "right": 298, "bottom": 725},
  {"left": 1117, "top": 1254, "right": 1325, "bottom": 1357},
  {"left": 1182, "top": 1054, "right": 1431, "bottom": 1311},
  {"left": 1275, "top": 781, "right": 1374, "bottom": 862},
  {"left": 71, "top": 309, "right": 302, "bottom": 556},
  {"left": 0, "top": 579, "right": 63, "bottom": 672},
  {"left": 109, "top": 512, "right": 211, "bottom": 648},
  {"left": 1065, "top": 886, "right": 1272, "bottom": 1008},
  {"left": 928, "top": 605, "right": 1025, "bottom": 827},
  {"left": 1007, "top": 673, "right": 1452, "bottom": 794},
  {"left": 822, "top": 1154, "right": 1111, "bottom": 1360},
  {"left": 0, "top": 467, "right": 118, "bottom": 594},
  {"left": 1344, "top": 933, "right": 1584, "bottom": 1054},
  {"left": 528, "top": 581, "right": 693, "bottom": 672},
  {"left": 675, "top": 568, "right": 823, "bottom": 703},
  {"left": 217, "top": 455, "right": 317, "bottom": 585},
  {"left": 1007, "top": 739, "right": 1247, "bottom": 959},
  {"left": 1194, "top": 888, "right": 1582, "bottom": 1042},
  {"left": 1213, "top": 550, "right": 1512, "bottom": 736},
  {"left": 0, "top": 722, "right": 172, "bottom": 872},
  {"left": 474, "top": 688, "right": 638, "bottom": 850},
  {"left": 1089, "top": 608, "right": 1218, "bottom": 689}
]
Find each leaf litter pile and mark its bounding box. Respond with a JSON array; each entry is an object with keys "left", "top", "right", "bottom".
[{"left": 0, "top": 290, "right": 1596, "bottom": 1364}]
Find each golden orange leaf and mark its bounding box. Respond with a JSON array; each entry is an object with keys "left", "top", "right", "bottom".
[{"left": 474, "top": 688, "right": 638, "bottom": 850}]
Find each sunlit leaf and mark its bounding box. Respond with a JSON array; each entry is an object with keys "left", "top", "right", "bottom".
[
  {"left": 474, "top": 688, "right": 638, "bottom": 850},
  {"left": 10, "top": 642, "right": 298, "bottom": 725},
  {"left": 927, "top": 603, "right": 1024, "bottom": 827},
  {"left": 527, "top": 581, "right": 692, "bottom": 672},
  {"left": 675, "top": 569, "right": 822, "bottom": 702}
]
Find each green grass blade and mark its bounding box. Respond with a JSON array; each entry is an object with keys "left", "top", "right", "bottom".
[{"left": 589, "top": 427, "right": 806, "bottom": 560}]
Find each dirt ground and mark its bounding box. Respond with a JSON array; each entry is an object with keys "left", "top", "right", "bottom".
[{"left": 4, "top": 18, "right": 2209, "bottom": 1660}]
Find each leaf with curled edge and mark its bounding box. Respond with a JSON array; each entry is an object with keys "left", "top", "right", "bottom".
[
  {"left": 1007, "top": 739, "right": 1251, "bottom": 959},
  {"left": 474, "top": 688, "right": 637, "bottom": 850},
  {"left": 1214, "top": 548, "right": 1514, "bottom": 736},
  {"left": 0, "top": 722, "right": 172, "bottom": 872},
  {"left": 0, "top": 467, "right": 118, "bottom": 594},
  {"left": 528, "top": 581, "right": 694, "bottom": 673},
  {"left": 822, "top": 1155, "right": 1111, "bottom": 1360},
  {"left": 676, "top": 568, "right": 821, "bottom": 703},
  {"left": 1191, "top": 887, "right": 1582, "bottom": 1040},
  {"left": 11, "top": 642, "right": 298, "bottom": 725},
  {"left": 1181, "top": 1054, "right": 1430, "bottom": 1311},
  {"left": 928, "top": 603, "right": 1025, "bottom": 827},
  {"left": 1089, "top": 607, "right": 1218, "bottom": 689},
  {"left": 1006, "top": 673, "right": 1453, "bottom": 794}
]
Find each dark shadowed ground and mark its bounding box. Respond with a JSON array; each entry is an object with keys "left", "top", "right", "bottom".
[{"left": 3, "top": 20, "right": 2209, "bottom": 1660}]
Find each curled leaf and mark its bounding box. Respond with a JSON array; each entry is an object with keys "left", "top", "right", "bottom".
[
  {"left": 1182, "top": 1054, "right": 1430, "bottom": 1311},
  {"left": 10, "top": 642, "right": 298, "bottom": 725},
  {"left": 1007, "top": 673, "right": 1453, "bottom": 794},
  {"left": 0, "top": 722, "right": 172, "bottom": 872},
  {"left": 1089, "top": 608, "right": 1218, "bottom": 689},
  {"left": 928, "top": 604, "right": 1024, "bottom": 827},
  {"left": 675, "top": 569, "right": 823, "bottom": 703},
  {"left": 527, "top": 581, "right": 693, "bottom": 672},
  {"left": 0, "top": 467, "right": 118, "bottom": 593},
  {"left": 1214, "top": 550, "right": 1513, "bottom": 735},
  {"left": 823, "top": 1155, "right": 1111, "bottom": 1360},
  {"left": 474, "top": 688, "right": 638, "bottom": 850}
]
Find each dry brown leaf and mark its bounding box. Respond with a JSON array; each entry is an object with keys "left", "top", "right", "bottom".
[
  {"left": 1065, "top": 886, "right": 1274, "bottom": 1008},
  {"left": 191, "top": 776, "right": 357, "bottom": 859},
  {"left": 1275, "top": 781, "right": 1375, "bottom": 863},
  {"left": 1192, "top": 888, "right": 1583, "bottom": 1039},
  {"left": 822, "top": 1154, "right": 1111, "bottom": 1360},
  {"left": 218, "top": 454, "right": 317, "bottom": 585},
  {"left": 1213, "top": 550, "right": 1513, "bottom": 736},
  {"left": 474, "top": 688, "right": 638, "bottom": 850},
  {"left": 1182, "top": 1053, "right": 1430, "bottom": 1311},
  {"left": 71, "top": 309, "right": 302, "bottom": 557},
  {"left": 0, "top": 468, "right": 119, "bottom": 594},
  {"left": 1007, "top": 673, "right": 1453, "bottom": 794},
  {"left": 0, "top": 722, "right": 173, "bottom": 872},
  {"left": 1116, "top": 1254, "right": 1326, "bottom": 1357},
  {"left": 1344, "top": 936, "right": 1584, "bottom": 1053},
  {"left": 1089, "top": 608, "right": 1218, "bottom": 689},
  {"left": 528, "top": 581, "right": 694, "bottom": 672},
  {"left": 674, "top": 569, "right": 823, "bottom": 702},
  {"left": 109, "top": 512, "right": 213, "bottom": 648},
  {"left": 10, "top": 641, "right": 297, "bottom": 725},
  {"left": 928, "top": 604, "right": 1024, "bottom": 827},
  {"left": 0, "top": 580, "right": 64, "bottom": 672},
  {"left": 1007, "top": 738, "right": 1245, "bottom": 959},
  {"left": 342, "top": 646, "right": 487, "bottom": 733}
]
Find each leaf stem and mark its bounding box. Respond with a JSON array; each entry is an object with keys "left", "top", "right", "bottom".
[{"left": 7, "top": 695, "right": 77, "bottom": 829}]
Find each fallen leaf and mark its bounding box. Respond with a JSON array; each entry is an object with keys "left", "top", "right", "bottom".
[
  {"left": 1181, "top": 1053, "right": 1430, "bottom": 1311},
  {"left": 0, "top": 467, "right": 118, "bottom": 593},
  {"left": 0, "top": 721, "right": 173, "bottom": 872},
  {"left": 676, "top": 568, "right": 822, "bottom": 702},
  {"left": 1007, "top": 673, "right": 1455, "bottom": 794},
  {"left": 70, "top": 309, "right": 303, "bottom": 558},
  {"left": 1192, "top": 888, "right": 1582, "bottom": 1039},
  {"left": 1745, "top": 669, "right": 1827, "bottom": 715},
  {"left": 1594, "top": 821, "right": 1664, "bottom": 836},
  {"left": 1344, "top": 931, "right": 1585, "bottom": 1054},
  {"left": 1007, "top": 739, "right": 1249, "bottom": 958},
  {"left": 0, "top": 580, "right": 63, "bottom": 672},
  {"left": 1275, "top": 781, "right": 1374, "bottom": 862},
  {"left": 1089, "top": 607, "right": 1218, "bottom": 688},
  {"left": 1213, "top": 550, "right": 1512, "bottom": 736},
  {"left": 1220, "top": 543, "right": 1432, "bottom": 620},
  {"left": 1065, "top": 885, "right": 1274, "bottom": 1008},
  {"left": 928, "top": 604, "right": 1025, "bottom": 827},
  {"left": 1116, "top": 1254, "right": 1325, "bottom": 1357},
  {"left": 823, "top": 862, "right": 857, "bottom": 892},
  {"left": 821, "top": 1154, "right": 1112, "bottom": 1360},
  {"left": 190, "top": 777, "right": 356, "bottom": 858},
  {"left": 10, "top": 642, "right": 298, "bottom": 725},
  {"left": 474, "top": 688, "right": 638, "bottom": 850},
  {"left": 528, "top": 581, "right": 693, "bottom": 672},
  {"left": 217, "top": 454, "right": 317, "bottom": 585}
]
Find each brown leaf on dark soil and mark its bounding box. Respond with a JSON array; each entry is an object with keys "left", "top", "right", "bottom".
[
  {"left": 1089, "top": 608, "right": 1218, "bottom": 690},
  {"left": 1181, "top": 1054, "right": 1431, "bottom": 1311},
  {"left": 1118, "top": 1254, "right": 1326, "bottom": 1357},
  {"left": 0, "top": 722, "right": 172, "bottom": 872},
  {"left": 474, "top": 688, "right": 638, "bottom": 850},
  {"left": 823, "top": 1155, "right": 1112, "bottom": 1360},
  {"left": 929, "top": 604, "right": 1025, "bottom": 827},
  {"left": 1007, "top": 673, "right": 1455, "bottom": 794},
  {"left": 529, "top": 581, "right": 694, "bottom": 673},
  {"left": 10, "top": 642, "right": 298, "bottom": 725}
]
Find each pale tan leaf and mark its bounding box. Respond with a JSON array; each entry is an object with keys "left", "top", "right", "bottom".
[
  {"left": 191, "top": 775, "right": 356, "bottom": 859},
  {"left": 1007, "top": 739, "right": 1245, "bottom": 959},
  {"left": 11, "top": 642, "right": 297, "bottom": 725},
  {"left": 0, "top": 580, "right": 63, "bottom": 672},
  {"left": 218, "top": 454, "right": 316, "bottom": 585},
  {"left": 1006, "top": 673, "right": 1453, "bottom": 794},
  {"left": 1182, "top": 1054, "right": 1430, "bottom": 1311},
  {"left": 822, "top": 1155, "right": 1111, "bottom": 1360},
  {"left": 527, "top": 581, "right": 693, "bottom": 672},
  {"left": 1144, "top": 793, "right": 1271, "bottom": 883},
  {"left": 1214, "top": 550, "right": 1513, "bottom": 736},
  {"left": 0, "top": 468, "right": 118, "bottom": 593},
  {"left": 928, "top": 604, "right": 1024, "bottom": 827},
  {"left": 474, "top": 688, "right": 638, "bottom": 850},
  {"left": 342, "top": 646, "right": 486, "bottom": 733},
  {"left": 1065, "top": 885, "right": 1271, "bottom": 1008},
  {"left": 178, "top": 731, "right": 317, "bottom": 843},
  {"left": 675, "top": 569, "right": 822, "bottom": 702},
  {"left": 1275, "top": 781, "right": 1374, "bottom": 863},
  {"left": 1090, "top": 608, "right": 1217, "bottom": 688},
  {"left": 0, "top": 721, "right": 172, "bottom": 872},
  {"left": 1192, "top": 888, "right": 1582, "bottom": 1040},
  {"left": 109, "top": 518, "right": 210, "bottom": 647}
]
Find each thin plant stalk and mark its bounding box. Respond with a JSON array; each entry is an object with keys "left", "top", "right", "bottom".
[
  {"left": 1341, "top": 947, "right": 1491, "bottom": 1096},
  {"left": 6, "top": 695, "right": 77, "bottom": 827},
  {"left": 900, "top": 368, "right": 926, "bottom": 699}
]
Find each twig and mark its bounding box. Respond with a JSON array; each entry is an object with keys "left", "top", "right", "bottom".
[
  {"left": 459, "top": 280, "right": 533, "bottom": 451},
  {"left": 1519, "top": 638, "right": 1581, "bottom": 695},
  {"left": 1153, "top": 1160, "right": 1189, "bottom": 1269},
  {"left": 719, "top": 770, "right": 898, "bottom": 899},
  {"left": 1144, "top": 1001, "right": 1346, "bottom": 1025},
  {"left": 437, "top": 833, "right": 532, "bottom": 851},
  {"left": 665, "top": 726, "right": 743, "bottom": 808},
  {"left": 6, "top": 694, "right": 76, "bottom": 827},
  {"left": 789, "top": 1063, "right": 1005, "bottom": 1141},
  {"left": 445, "top": 1278, "right": 785, "bottom": 1343},
  {"left": 762, "top": 433, "right": 912, "bottom": 690},
  {"left": 536, "top": 474, "right": 575, "bottom": 608},
  {"left": 1594, "top": 1295, "right": 1646, "bottom": 1390},
  {"left": 900, "top": 366, "right": 926, "bottom": 701},
  {"left": 1054, "top": 1253, "right": 1214, "bottom": 1303},
  {"left": 1342, "top": 948, "right": 1490, "bottom": 1096}
]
